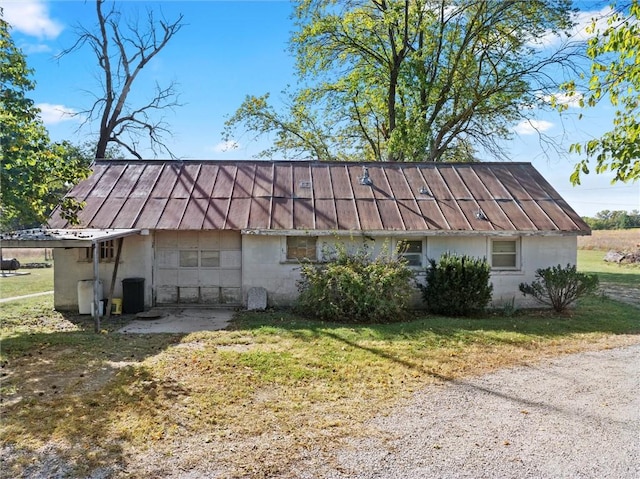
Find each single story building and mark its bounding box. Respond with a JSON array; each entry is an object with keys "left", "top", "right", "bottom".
[{"left": 22, "top": 160, "right": 592, "bottom": 311}]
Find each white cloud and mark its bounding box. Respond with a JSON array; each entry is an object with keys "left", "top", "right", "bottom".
[
  {"left": 21, "top": 43, "right": 52, "bottom": 54},
  {"left": 36, "top": 103, "right": 77, "bottom": 125},
  {"left": 542, "top": 92, "right": 584, "bottom": 109},
  {"left": 0, "top": 0, "right": 63, "bottom": 39},
  {"left": 514, "top": 119, "right": 554, "bottom": 135},
  {"left": 569, "top": 7, "right": 616, "bottom": 42},
  {"left": 529, "top": 6, "right": 614, "bottom": 48},
  {"left": 212, "top": 140, "right": 240, "bottom": 153}
]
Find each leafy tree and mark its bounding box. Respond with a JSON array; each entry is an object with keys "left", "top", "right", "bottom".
[
  {"left": 61, "top": 0, "right": 184, "bottom": 159},
  {"left": 0, "top": 14, "right": 90, "bottom": 230},
  {"left": 225, "top": 0, "right": 579, "bottom": 162},
  {"left": 565, "top": 0, "right": 640, "bottom": 184},
  {"left": 582, "top": 209, "right": 640, "bottom": 229}
]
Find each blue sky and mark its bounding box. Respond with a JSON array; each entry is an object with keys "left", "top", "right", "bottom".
[{"left": 1, "top": 0, "right": 638, "bottom": 217}]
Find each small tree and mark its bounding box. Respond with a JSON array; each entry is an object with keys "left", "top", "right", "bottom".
[
  {"left": 420, "top": 253, "right": 493, "bottom": 317},
  {"left": 296, "top": 243, "right": 415, "bottom": 323},
  {"left": 519, "top": 264, "right": 599, "bottom": 313}
]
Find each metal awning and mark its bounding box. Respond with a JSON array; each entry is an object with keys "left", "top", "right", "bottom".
[
  {"left": 0, "top": 228, "right": 142, "bottom": 333},
  {"left": 0, "top": 228, "right": 142, "bottom": 248}
]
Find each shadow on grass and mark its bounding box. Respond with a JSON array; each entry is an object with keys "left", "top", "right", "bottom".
[
  {"left": 589, "top": 271, "right": 640, "bottom": 286},
  {"left": 234, "top": 296, "right": 640, "bottom": 339},
  {"left": 1, "top": 308, "right": 188, "bottom": 478},
  {"left": 1, "top": 362, "right": 191, "bottom": 478}
]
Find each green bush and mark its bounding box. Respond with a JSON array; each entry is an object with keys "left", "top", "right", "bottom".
[
  {"left": 296, "top": 243, "right": 415, "bottom": 323},
  {"left": 519, "top": 264, "right": 599, "bottom": 312},
  {"left": 420, "top": 253, "right": 493, "bottom": 316}
]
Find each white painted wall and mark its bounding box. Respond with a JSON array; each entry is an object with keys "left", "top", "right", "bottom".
[
  {"left": 52, "top": 231, "right": 578, "bottom": 312},
  {"left": 53, "top": 234, "right": 153, "bottom": 312},
  {"left": 241, "top": 233, "right": 578, "bottom": 309},
  {"left": 241, "top": 233, "right": 384, "bottom": 306},
  {"left": 491, "top": 235, "right": 578, "bottom": 308}
]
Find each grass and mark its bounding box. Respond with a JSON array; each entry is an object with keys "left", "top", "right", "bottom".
[
  {"left": 1, "top": 234, "right": 638, "bottom": 477},
  {"left": 577, "top": 228, "right": 639, "bottom": 251},
  {"left": 1, "top": 293, "right": 639, "bottom": 478},
  {"left": 0, "top": 267, "right": 54, "bottom": 299},
  {"left": 577, "top": 249, "right": 640, "bottom": 287}
]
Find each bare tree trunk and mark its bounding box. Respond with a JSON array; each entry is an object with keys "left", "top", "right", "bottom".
[{"left": 62, "top": 0, "right": 184, "bottom": 160}]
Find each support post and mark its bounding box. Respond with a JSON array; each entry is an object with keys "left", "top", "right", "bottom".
[
  {"left": 105, "top": 237, "right": 124, "bottom": 319},
  {"left": 93, "top": 241, "right": 101, "bottom": 332}
]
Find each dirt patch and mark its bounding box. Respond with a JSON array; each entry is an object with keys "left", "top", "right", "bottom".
[{"left": 0, "top": 348, "right": 141, "bottom": 408}]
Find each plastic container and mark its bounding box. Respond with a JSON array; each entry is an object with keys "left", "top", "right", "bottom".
[
  {"left": 78, "top": 279, "right": 103, "bottom": 315},
  {"left": 122, "top": 277, "right": 145, "bottom": 314},
  {"left": 111, "top": 298, "right": 122, "bottom": 315}
]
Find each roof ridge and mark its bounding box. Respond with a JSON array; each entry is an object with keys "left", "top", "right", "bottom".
[{"left": 93, "top": 159, "right": 534, "bottom": 167}]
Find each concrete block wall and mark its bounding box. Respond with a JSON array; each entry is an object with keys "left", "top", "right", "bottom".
[
  {"left": 53, "top": 234, "right": 153, "bottom": 311},
  {"left": 241, "top": 233, "right": 578, "bottom": 309}
]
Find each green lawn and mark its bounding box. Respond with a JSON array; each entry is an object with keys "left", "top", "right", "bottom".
[
  {"left": 577, "top": 249, "right": 640, "bottom": 287},
  {"left": 1, "top": 248, "right": 639, "bottom": 477},
  {"left": 2, "top": 293, "right": 639, "bottom": 477},
  {"left": 0, "top": 267, "right": 54, "bottom": 299}
]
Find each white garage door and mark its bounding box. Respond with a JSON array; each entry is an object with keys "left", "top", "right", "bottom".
[{"left": 154, "top": 231, "right": 242, "bottom": 305}]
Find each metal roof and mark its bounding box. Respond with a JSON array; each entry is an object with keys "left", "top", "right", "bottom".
[{"left": 47, "top": 160, "right": 590, "bottom": 235}]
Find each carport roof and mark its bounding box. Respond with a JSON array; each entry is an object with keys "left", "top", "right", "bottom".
[
  {"left": 0, "top": 228, "right": 142, "bottom": 248},
  {"left": 47, "top": 160, "right": 590, "bottom": 235}
]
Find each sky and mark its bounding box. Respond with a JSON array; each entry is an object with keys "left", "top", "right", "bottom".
[{"left": 1, "top": 0, "right": 639, "bottom": 218}]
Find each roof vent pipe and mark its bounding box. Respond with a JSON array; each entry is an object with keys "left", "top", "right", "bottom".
[
  {"left": 475, "top": 208, "right": 488, "bottom": 221},
  {"left": 359, "top": 166, "right": 373, "bottom": 186}
]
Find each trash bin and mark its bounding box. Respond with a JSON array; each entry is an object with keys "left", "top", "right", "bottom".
[
  {"left": 122, "top": 277, "right": 145, "bottom": 314},
  {"left": 78, "top": 280, "right": 103, "bottom": 315}
]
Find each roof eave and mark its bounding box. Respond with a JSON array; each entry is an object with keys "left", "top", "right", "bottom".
[{"left": 241, "top": 228, "right": 591, "bottom": 237}]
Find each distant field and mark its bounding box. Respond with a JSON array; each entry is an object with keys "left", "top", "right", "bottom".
[
  {"left": 1, "top": 248, "right": 53, "bottom": 263},
  {"left": 578, "top": 229, "right": 639, "bottom": 251}
]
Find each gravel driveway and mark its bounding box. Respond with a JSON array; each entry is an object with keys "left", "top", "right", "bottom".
[{"left": 296, "top": 344, "right": 640, "bottom": 479}]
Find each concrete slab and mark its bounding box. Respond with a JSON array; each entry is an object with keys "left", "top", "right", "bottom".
[{"left": 117, "top": 308, "right": 235, "bottom": 334}]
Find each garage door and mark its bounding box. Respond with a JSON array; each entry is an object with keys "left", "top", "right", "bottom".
[{"left": 154, "top": 231, "right": 241, "bottom": 304}]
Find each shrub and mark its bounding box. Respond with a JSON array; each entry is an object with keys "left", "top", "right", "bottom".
[
  {"left": 519, "top": 264, "right": 599, "bottom": 312},
  {"left": 420, "top": 253, "right": 493, "bottom": 316},
  {"left": 296, "top": 243, "right": 415, "bottom": 323}
]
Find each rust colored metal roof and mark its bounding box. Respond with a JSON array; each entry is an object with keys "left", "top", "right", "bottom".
[{"left": 49, "top": 160, "right": 590, "bottom": 235}]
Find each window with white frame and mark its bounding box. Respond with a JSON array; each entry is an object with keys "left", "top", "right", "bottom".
[
  {"left": 398, "top": 239, "right": 424, "bottom": 267},
  {"left": 286, "top": 236, "right": 317, "bottom": 261},
  {"left": 491, "top": 239, "right": 519, "bottom": 269}
]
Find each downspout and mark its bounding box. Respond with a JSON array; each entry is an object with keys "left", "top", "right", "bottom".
[{"left": 93, "top": 240, "right": 101, "bottom": 332}]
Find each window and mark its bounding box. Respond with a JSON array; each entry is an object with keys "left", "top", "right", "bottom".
[
  {"left": 179, "top": 250, "right": 199, "bottom": 268},
  {"left": 286, "top": 236, "right": 317, "bottom": 261},
  {"left": 491, "top": 239, "right": 518, "bottom": 269},
  {"left": 398, "top": 240, "right": 423, "bottom": 267},
  {"left": 200, "top": 250, "right": 220, "bottom": 267},
  {"left": 81, "top": 240, "right": 115, "bottom": 262},
  {"left": 179, "top": 250, "right": 220, "bottom": 268}
]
